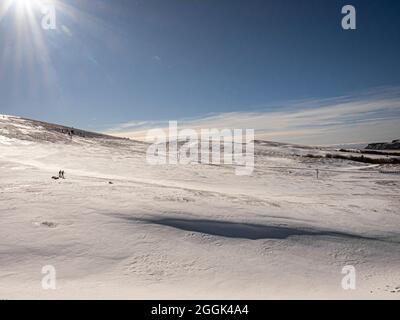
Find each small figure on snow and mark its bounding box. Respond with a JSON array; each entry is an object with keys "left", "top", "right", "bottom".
[{"left": 58, "top": 170, "right": 66, "bottom": 179}]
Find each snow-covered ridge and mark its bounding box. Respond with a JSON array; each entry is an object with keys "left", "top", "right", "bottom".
[
  {"left": 0, "top": 114, "right": 124, "bottom": 144},
  {"left": 366, "top": 139, "right": 400, "bottom": 150},
  {"left": 2, "top": 115, "right": 400, "bottom": 168}
]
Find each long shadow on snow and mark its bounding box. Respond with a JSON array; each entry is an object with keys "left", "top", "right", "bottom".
[{"left": 128, "top": 216, "right": 378, "bottom": 241}]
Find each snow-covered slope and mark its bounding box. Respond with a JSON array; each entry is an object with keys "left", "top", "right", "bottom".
[
  {"left": 1, "top": 115, "right": 399, "bottom": 299},
  {"left": 0, "top": 115, "right": 124, "bottom": 143},
  {"left": 366, "top": 139, "right": 400, "bottom": 150}
]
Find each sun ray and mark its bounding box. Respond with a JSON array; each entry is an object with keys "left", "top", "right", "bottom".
[
  {"left": 1, "top": 0, "right": 118, "bottom": 102},
  {"left": 0, "top": 0, "right": 14, "bottom": 22}
]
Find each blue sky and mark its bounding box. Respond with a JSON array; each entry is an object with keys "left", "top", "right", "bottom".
[{"left": 1, "top": 0, "right": 400, "bottom": 144}]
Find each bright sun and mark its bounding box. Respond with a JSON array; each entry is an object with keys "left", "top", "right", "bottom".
[
  {"left": 12, "top": 0, "right": 48, "bottom": 14},
  {"left": 15, "top": 0, "right": 39, "bottom": 10},
  {"left": 1, "top": 0, "right": 56, "bottom": 24},
  {"left": 15, "top": 0, "right": 32, "bottom": 7},
  {"left": 6, "top": 0, "right": 34, "bottom": 16}
]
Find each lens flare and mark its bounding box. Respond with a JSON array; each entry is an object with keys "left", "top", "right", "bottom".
[{"left": 0, "top": 0, "right": 115, "bottom": 102}]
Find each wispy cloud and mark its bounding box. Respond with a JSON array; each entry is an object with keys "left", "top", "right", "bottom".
[{"left": 105, "top": 86, "right": 400, "bottom": 145}]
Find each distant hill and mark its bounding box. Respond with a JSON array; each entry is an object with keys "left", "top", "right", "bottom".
[
  {"left": 366, "top": 139, "right": 400, "bottom": 150},
  {"left": 0, "top": 114, "right": 123, "bottom": 143}
]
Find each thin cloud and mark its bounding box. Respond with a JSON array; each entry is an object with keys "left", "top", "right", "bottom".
[{"left": 105, "top": 87, "right": 400, "bottom": 145}]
